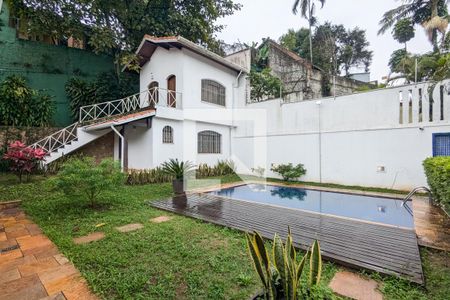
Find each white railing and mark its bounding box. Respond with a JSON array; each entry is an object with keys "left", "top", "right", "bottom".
[
  {"left": 79, "top": 87, "right": 182, "bottom": 123},
  {"left": 30, "top": 122, "right": 79, "bottom": 155}
]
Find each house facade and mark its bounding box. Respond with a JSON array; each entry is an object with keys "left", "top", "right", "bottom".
[{"left": 32, "top": 35, "right": 450, "bottom": 190}]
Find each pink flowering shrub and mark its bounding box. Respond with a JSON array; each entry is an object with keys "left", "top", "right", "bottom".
[{"left": 2, "top": 141, "right": 46, "bottom": 182}]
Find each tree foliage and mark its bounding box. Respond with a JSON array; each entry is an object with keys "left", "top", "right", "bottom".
[
  {"left": 0, "top": 75, "right": 55, "bottom": 126},
  {"left": 65, "top": 72, "right": 138, "bottom": 122},
  {"left": 393, "top": 18, "right": 416, "bottom": 48},
  {"left": 7, "top": 0, "right": 241, "bottom": 71},
  {"left": 279, "top": 23, "right": 373, "bottom": 76},
  {"left": 379, "top": 0, "right": 449, "bottom": 51}
]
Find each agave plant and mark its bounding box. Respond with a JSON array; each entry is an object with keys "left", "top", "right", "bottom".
[
  {"left": 161, "top": 159, "right": 195, "bottom": 180},
  {"left": 246, "top": 228, "right": 322, "bottom": 300}
]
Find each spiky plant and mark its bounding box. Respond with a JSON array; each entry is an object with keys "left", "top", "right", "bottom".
[
  {"left": 246, "top": 228, "right": 322, "bottom": 300},
  {"left": 161, "top": 159, "right": 195, "bottom": 180}
]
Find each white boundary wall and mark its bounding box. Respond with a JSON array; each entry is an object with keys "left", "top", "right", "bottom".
[{"left": 233, "top": 81, "right": 450, "bottom": 190}]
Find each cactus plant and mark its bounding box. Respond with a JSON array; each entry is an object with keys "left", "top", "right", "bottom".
[{"left": 246, "top": 228, "right": 322, "bottom": 300}]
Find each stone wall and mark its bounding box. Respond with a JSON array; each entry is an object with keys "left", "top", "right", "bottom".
[
  {"left": 71, "top": 131, "right": 114, "bottom": 163},
  {"left": 0, "top": 126, "right": 61, "bottom": 150}
]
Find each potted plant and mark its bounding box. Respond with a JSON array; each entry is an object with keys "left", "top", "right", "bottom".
[{"left": 161, "top": 159, "right": 195, "bottom": 195}]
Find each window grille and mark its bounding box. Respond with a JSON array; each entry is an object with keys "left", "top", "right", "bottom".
[
  {"left": 201, "top": 80, "right": 226, "bottom": 106},
  {"left": 433, "top": 133, "right": 450, "bottom": 157},
  {"left": 162, "top": 126, "right": 173, "bottom": 144},
  {"left": 198, "top": 131, "right": 221, "bottom": 153}
]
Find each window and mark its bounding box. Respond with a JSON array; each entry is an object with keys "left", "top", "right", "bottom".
[
  {"left": 162, "top": 126, "right": 173, "bottom": 144},
  {"left": 198, "top": 131, "right": 221, "bottom": 153},
  {"left": 201, "top": 80, "right": 226, "bottom": 106},
  {"left": 433, "top": 133, "right": 450, "bottom": 157}
]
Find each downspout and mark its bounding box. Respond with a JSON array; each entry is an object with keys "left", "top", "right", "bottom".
[
  {"left": 231, "top": 70, "right": 244, "bottom": 158},
  {"left": 110, "top": 125, "right": 124, "bottom": 172}
]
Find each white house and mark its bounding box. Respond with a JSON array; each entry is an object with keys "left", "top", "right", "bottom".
[{"left": 32, "top": 35, "right": 450, "bottom": 191}]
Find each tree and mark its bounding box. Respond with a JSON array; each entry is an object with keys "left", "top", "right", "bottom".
[
  {"left": 7, "top": 0, "right": 242, "bottom": 74},
  {"left": 292, "top": 0, "right": 326, "bottom": 64},
  {"left": 393, "top": 19, "right": 415, "bottom": 50},
  {"left": 379, "top": 0, "right": 449, "bottom": 51},
  {"left": 278, "top": 23, "right": 373, "bottom": 76}
]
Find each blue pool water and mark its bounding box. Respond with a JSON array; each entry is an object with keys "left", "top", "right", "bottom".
[{"left": 210, "top": 184, "right": 414, "bottom": 228}]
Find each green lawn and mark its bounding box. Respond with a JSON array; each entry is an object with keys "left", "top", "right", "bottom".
[{"left": 1, "top": 173, "right": 449, "bottom": 299}]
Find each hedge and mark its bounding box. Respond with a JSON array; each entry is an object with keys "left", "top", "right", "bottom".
[{"left": 423, "top": 156, "right": 450, "bottom": 215}]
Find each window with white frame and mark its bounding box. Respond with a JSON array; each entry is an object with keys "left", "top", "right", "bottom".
[
  {"left": 201, "top": 79, "right": 226, "bottom": 106},
  {"left": 198, "top": 130, "right": 221, "bottom": 153},
  {"left": 162, "top": 126, "right": 173, "bottom": 144}
]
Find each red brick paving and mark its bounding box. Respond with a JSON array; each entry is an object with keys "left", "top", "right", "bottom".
[{"left": 0, "top": 207, "right": 98, "bottom": 300}]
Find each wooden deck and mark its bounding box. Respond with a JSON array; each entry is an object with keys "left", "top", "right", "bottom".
[{"left": 150, "top": 193, "right": 424, "bottom": 284}]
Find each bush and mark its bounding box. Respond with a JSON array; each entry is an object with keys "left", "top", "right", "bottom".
[
  {"left": 0, "top": 75, "right": 55, "bottom": 126},
  {"left": 423, "top": 157, "right": 450, "bottom": 214},
  {"left": 196, "top": 160, "right": 236, "bottom": 178},
  {"left": 53, "top": 157, "right": 125, "bottom": 207},
  {"left": 2, "top": 141, "right": 46, "bottom": 182},
  {"left": 126, "top": 167, "right": 173, "bottom": 185},
  {"left": 271, "top": 163, "right": 306, "bottom": 181}
]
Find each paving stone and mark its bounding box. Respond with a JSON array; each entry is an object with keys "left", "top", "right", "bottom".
[
  {"left": 26, "top": 223, "right": 43, "bottom": 236},
  {"left": 17, "top": 234, "right": 53, "bottom": 252},
  {"left": 39, "top": 291, "right": 67, "bottom": 300},
  {"left": 116, "top": 223, "right": 144, "bottom": 233},
  {"left": 73, "top": 232, "right": 105, "bottom": 244},
  {"left": 6, "top": 228, "right": 30, "bottom": 239},
  {"left": 33, "top": 245, "right": 60, "bottom": 260},
  {"left": 0, "top": 255, "right": 37, "bottom": 272},
  {"left": 39, "top": 263, "right": 80, "bottom": 291},
  {"left": 53, "top": 254, "right": 70, "bottom": 265},
  {"left": 18, "top": 256, "right": 60, "bottom": 277},
  {"left": 0, "top": 273, "right": 48, "bottom": 300},
  {"left": 0, "top": 248, "right": 23, "bottom": 261},
  {"left": 150, "top": 216, "right": 173, "bottom": 223},
  {"left": 4, "top": 223, "right": 26, "bottom": 232},
  {"left": 0, "top": 238, "right": 18, "bottom": 251},
  {"left": 0, "top": 268, "right": 21, "bottom": 284},
  {"left": 0, "top": 232, "right": 6, "bottom": 242},
  {"left": 329, "top": 271, "right": 383, "bottom": 300}
]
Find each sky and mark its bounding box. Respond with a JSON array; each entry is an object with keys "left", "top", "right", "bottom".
[{"left": 216, "top": 0, "right": 434, "bottom": 82}]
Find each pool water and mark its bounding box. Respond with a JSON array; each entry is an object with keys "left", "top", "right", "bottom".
[{"left": 209, "top": 184, "right": 414, "bottom": 228}]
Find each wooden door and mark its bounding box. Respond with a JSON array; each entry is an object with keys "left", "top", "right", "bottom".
[{"left": 167, "top": 75, "right": 176, "bottom": 108}]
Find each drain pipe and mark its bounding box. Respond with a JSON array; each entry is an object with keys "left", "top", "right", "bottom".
[{"left": 110, "top": 125, "right": 124, "bottom": 172}]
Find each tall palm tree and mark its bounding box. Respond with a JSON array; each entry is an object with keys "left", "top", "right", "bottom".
[
  {"left": 378, "top": 0, "right": 449, "bottom": 51},
  {"left": 292, "top": 0, "right": 326, "bottom": 64}
]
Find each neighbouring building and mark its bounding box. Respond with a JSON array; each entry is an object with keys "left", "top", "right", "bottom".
[
  {"left": 0, "top": 3, "right": 115, "bottom": 126},
  {"left": 31, "top": 35, "right": 450, "bottom": 190},
  {"left": 226, "top": 39, "right": 372, "bottom": 102}
]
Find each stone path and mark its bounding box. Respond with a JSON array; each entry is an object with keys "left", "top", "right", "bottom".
[
  {"left": 150, "top": 216, "right": 173, "bottom": 223},
  {"left": 115, "top": 223, "right": 143, "bottom": 233},
  {"left": 0, "top": 207, "right": 98, "bottom": 300},
  {"left": 329, "top": 271, "right": 383, "bottom": 300}
]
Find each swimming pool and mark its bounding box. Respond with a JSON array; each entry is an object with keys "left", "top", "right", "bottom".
[{"left": 209, "top": 184, "right": 414, "bottom": 228}]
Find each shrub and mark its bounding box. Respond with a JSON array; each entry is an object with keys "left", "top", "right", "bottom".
[
  {"left": 2, "top": 141, "right": 46, "bottom": 182},
  {"left": 423, "top": 157, "right": 450, "bottom": 214},
  {"left": 246, "top": 229, "right": 322, "bottom": 299},
  {"left": 0, "top": 75, "right": 55, "bottom": 126},
  {"left": 196, "top": 160, "right": 236, "bottom": 178},
  {"left": 53, "top": 157, "right": 124, "bottom": 207},
  {"left": 251, "top": 166, "right": 266, "bottom": 177},
  {"left": 126, "top": 167, "right": 173, "bottom": 185},
  {"left": 271, "top": 163, "right": 306, "bottom": 181}
]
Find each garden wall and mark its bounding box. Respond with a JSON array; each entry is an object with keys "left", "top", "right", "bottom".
[
  {"left": 233, "top": 81, "right": 450, "bottom": 190},
  {"left": 0, "top": 126, "right": 61, "bottom": 149}
]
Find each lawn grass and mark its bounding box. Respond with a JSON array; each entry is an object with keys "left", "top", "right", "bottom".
[{"left": 1, "top": 173, "right": 449, "bottom": 299}]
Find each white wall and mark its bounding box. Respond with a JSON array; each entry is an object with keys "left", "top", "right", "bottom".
[{"left": 233, "top": 81, "right": 450, "bottom": 190}]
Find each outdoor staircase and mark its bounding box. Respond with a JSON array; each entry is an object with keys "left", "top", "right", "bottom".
[{"left": 29, "top": 87, "right": 181, "bottom": 166}]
